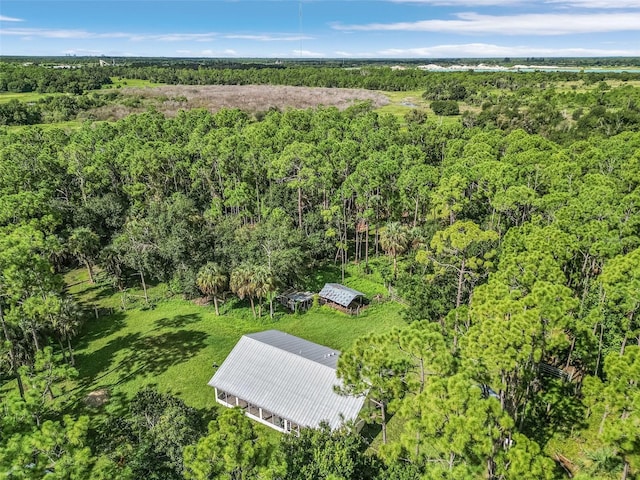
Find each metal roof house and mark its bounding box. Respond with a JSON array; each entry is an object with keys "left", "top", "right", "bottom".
[
  {"left": 208, "top": 330, "right": 365, "bottom": 434},
  {"left": 318, "top": 283, "right": 366, "bottom": 314}
]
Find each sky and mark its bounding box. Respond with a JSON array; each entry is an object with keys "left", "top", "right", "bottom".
[{"left": 1, "top": 0, "right": 640, "bottom": 58}]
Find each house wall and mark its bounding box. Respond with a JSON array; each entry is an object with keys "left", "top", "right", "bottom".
[{"left": 214, "top": 387, "right": 301, "bottom": 435}]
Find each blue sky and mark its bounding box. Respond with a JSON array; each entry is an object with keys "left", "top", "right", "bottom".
[{"left": 1, "top": 0, "right": 639, "bottom": 58}]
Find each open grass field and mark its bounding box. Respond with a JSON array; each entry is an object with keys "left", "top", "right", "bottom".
[
  {"left": 5, "top": 119, "right": 84, "bottom": 133},
  {"left": 106, "top": 77, "right": 164, "bottom": 89},
  {"left": 375, "top": 89, "right": 429, "bottom": 116},
  {"left": 0, "top": 91, "right": 57, "bottom": 104},
  {"left": 64, "top": 263, "right": 406, "bottom": 418},
  {"left": 0, "top": 78, "right": 160, "bottom": 105}
]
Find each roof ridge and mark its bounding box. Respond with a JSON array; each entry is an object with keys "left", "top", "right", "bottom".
[{"left": 243, "top": 334, "right": 339, "bottom": 371}]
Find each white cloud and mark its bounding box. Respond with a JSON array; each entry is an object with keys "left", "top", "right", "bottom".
[
  {"left": 334, "top": 50, "right": 379, "bottom": 57},
  {"left": 0, "top": 27, "right": 311, "bottom": 44},
  {"left": 224, "top": 34, "right": 313, "bottom": 42},
  {"left": 1, "top": 28, "right": 131, "bottom": 39},
  {"left": 292, "top": 49, "right": 326, "bottom": 57},
  {"left": 391, "top": 0, "right": 640, "bottom": 6},
  {"left": 333, "top": 12, "right": 640, "bottom": 35},
  {"left": 62, "top": 48, "right": 105, "bottom": 55},
  {"left": 545, "top": 0, "right": 640, "bottom": 7},
  {"left": 376, "top": 42, "right": 640, "bottom": 57},
  {"left": 390, "top": 0, "right": 523, "bottom": 5},
  {"left": 132, "top": 33, "right": 217, "bottom": 42},
  {"left": 0, "top": 15, "right": 24, "bottom": 22},
  {"left": 199, "top": 49, "right": 237, "bottom": 56}
]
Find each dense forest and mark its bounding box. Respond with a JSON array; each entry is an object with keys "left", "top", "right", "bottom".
[{"left": 0, "top": 61, "right": 639, "bottom": 479}]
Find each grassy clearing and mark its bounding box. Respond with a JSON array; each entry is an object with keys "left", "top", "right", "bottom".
[
  {"left": 105, "top": 77, "right": 164, "bottom": 89},
  {"left": 375, "top": 90, "right": 467, "bottom": 128},
  {"left": 376, "top": 90, "right": 429, "bottom": 117},
  {"left": 4, "top": 120, "right": 84, "bottom": 133},
  {"left": 65, "top": 264, "right": 406, "bottom": 418},
  {"left": 0, "top": 91, "right": 56, "bottom": 104}
]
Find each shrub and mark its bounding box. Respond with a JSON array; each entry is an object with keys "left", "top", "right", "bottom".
[{"left": 431, "top": 100, "right": 460, "bottom": 116}]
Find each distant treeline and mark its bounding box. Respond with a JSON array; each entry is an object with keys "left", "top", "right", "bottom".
[
  {"left": 4, "top": 61, "right": 640, "bottom": 97},
  {"left": 3, "top": 55, "right": 640, "bottom": 67},
  {"left": 0, "top": 63, "right": 112, "bottom": 93},
  {"left": 108, "top": 65, "right": 640, "bottom": 91}
]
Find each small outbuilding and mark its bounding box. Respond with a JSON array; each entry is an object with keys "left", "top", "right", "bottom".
[
  {"left": 318, "top": 283, "right": 366, "bottom": 314},
  {"left": 277, "top": 289, "right": 314, "bottom": 312},
  {"left": 208, "top": 330, "right": 364, "bottom": 434}
]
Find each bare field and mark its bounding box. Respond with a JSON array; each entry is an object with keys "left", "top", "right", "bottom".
[{"left": 90, "top": 84, "right": 390, "bottom": 121}]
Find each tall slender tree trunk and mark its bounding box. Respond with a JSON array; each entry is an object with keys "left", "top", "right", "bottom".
[
  {"left": 139, "top": 269, "right": 149, "bottom": 305},
  {"left": 213, "top": 296, "right": 220, "bottom": 316},
  {"left": 31, "top": 326, "right": 40, "bottom": 352},
  {"left": 599, "top": 406, "right": 609, "bottom": 435},
  {"left": 66, "top": 335, "right": 75, "bottom": 366},
  {"left": 365, "top": 223, "right": 369, "bottom": 269},
  {"left": 380, "top": 401, "right": 387, "bottom": 445},
  {"left": 269, "top": 297, "right": 274, "bottom": 319},
  {"left": 84, "top": 260, "right": 95, "bottom": 284},
  {"left": 297, "top": 185, "right": 303, "bottom": 230},
  {"left": 595, "top": 323, "right": 604, "bottom": 375},
  {"left": 1, "top": 305, "right": 25, "bottom": 399},
  {"left": 249, "top": 297, "right": 256, "bottom": 318},
  {"left": 565, "top": 336, "right": 576, "bottom": 369},
  {"left": 342, "top": 197, "right": 348, "bottom": 266},
  {"left": 375, "top": 224, "right": 379, "bottom": 255},
  {"left": 255, "top": 179, "right": 261, "bottom": 223},
  {"left": 57, "top": 336, "right": 68, "bottom": 363},
  {"left": 120, "top": 287, "right": 127, "bottom": 311},
  {"left": 456, "top": 259, "right": 466, "bottom": 309},
  {"left": 622, "top": 460, "right": 630, "bottom": 480},
  {"left": 393, "top": 254, "right": 398, "bottom": 280},
  {"left": 413, "top": 196, "right": 419, "bottom": 227}
]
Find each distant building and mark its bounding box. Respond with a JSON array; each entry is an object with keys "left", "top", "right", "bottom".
[
  {"left": 277, "top": 289, "right": 314, "bottom": 312},
  {"left": 209, "top": 330, "right": 364, "bottom": 434},
  {"left": 318, "top": 283, "right": 366, "bottom": 314}
]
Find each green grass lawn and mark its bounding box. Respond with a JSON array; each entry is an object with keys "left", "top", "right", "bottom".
[
  {"left": 4, "top": 120, "right": 84, "bottom": 133},
  {"left": 106, "top": 77, "right": 164, "bottom": 89},
  {"left": 64, "top": 264, "right": 406, "bottom": 419},
  {"left": 0, "top": 78, "right": 161, "bottom": 106},
  {"left": 376, "top": 90, "right": 430, "bottom": 117},
  {"left": 0, "top": 91, "right": 57, "bottom": 104}
]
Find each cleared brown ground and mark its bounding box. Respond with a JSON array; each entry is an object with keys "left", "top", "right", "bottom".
[{"left": 88, "top": 84, "right": 390, "bottom": 121}]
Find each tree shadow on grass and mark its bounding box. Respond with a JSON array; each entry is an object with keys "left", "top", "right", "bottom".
[
  {"left": 154, "top": 313, "right": 202, "bottom": 330},
  {"left": 75, "top": 327, "right": 208, "bottom": 393},
  {"left": 75, "top": 311, "right": 128, "bottom": 348}
]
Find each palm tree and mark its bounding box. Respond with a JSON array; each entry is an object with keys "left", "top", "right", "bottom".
[
  {"left": 53, "top": 297, "right": 83, "bottom": 366},
  {"left": 100, "top": 245, "right": 127, "bottom": 310},
  {"left": 230, "top": 265, "right": 257, "bottom": 318},
  {"left": 251, "top": 266, "right": 276, "bottom": 318},
  {"left": 196, "top": 262, "right": 227, "bottom": 316},
  {"left": 379, "top": 222, "right": 409, "bottom": 279}
]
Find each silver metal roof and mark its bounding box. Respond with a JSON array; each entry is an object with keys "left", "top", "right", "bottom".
[
  {"left": 208, "top": 330, "right": 365, "bottom": 429},
  {"left": 318, "top": 283, "right": 365, "bottom": 307}
]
